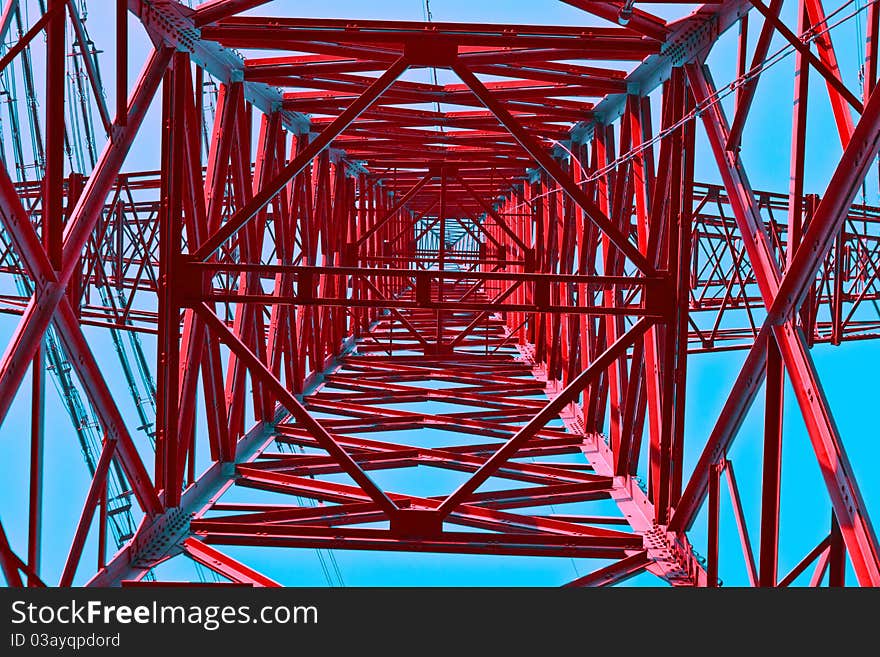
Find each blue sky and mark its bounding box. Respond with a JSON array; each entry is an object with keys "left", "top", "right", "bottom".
[{"left": 0, "top": 0, "right": 877, "bottom": 587}]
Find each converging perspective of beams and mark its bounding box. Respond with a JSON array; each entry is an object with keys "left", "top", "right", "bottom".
[{"left": 0, "top": 0, "right": 878, "bottom": 588}]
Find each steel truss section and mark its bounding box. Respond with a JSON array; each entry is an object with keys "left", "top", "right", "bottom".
[{"left": 0, "top": 0, "right": 877, "bottom": 588}]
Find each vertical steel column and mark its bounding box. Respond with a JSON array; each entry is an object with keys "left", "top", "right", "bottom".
[
  {"left": 787, "top": 3, "right": 809, "bottom": 268},
  {"left": 437, "top": 167, "right": 447, "bottom": 350},
  {"left": 829, "top": 512, "right": 846, "bottom": 586},
  {"left": 27, "top": 343, "right": 44, "bottom": 586},
  {"left": 759, "top": 339, "right": 783, "bottom": 586},
  {"left": 116, "top": 0, "right": 128, "bottom": 125},
  {"left": 43, "top": 0, "right": 65, "bottom": 271},
  {"left": 671, "top": 71, "right": 694, "bottom": 506},
  {"left": 619, "top": 94, "right": 653, "bottom": 478},
  {"left": 155, "top": 55, "right": 187, "bottom": 507},
  {"left": 656, "top": 68, "right": 689, "bottom": 521},
  {"left": 98, "top": 485, "right": 107, "bottom": 570},
  {"left": 866, "top": 0, "right": 879, "bottom": 104},
  {"left": 707, "top": 461, "right": 721, "bottom": 587},
  {"left": 736, "top": 15, "right": 748, "bottom": 108}
]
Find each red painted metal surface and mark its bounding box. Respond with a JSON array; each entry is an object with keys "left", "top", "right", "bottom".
[{"left": 0, "top": 0, "right": 877, "bottom": 587}]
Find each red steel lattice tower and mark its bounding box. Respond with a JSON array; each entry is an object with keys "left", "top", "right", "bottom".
[{"left": 0, "top": 0, "right": 878, "bottom": 587}]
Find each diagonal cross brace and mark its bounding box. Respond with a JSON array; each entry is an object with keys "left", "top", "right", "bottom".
[
  {"left": 194, "top": 302, "right": 399, "bottom": 516},
  {"left": 354, "top": 172, "right": 432, "bottom": 248},
  {"left": 0, "top": 57, "right": 170, "bottom": 515},
  {"left": 182, "top": 537, "right": 280, "bottom": 586},
  {"left": 193, "top": 56, "right": 410, "bottom": 261},
  {"left": 452, "top": 62, "right": 655, "bottom": 276},
  {"left": 436, "top": 317, "right": 652, "bottom": 519},
  {"left": 671, "top": 63, "right": 880, "bottom": 585},
  {"left": 0, "top": 47, "right": 171, "bottom": 515},
  {"left": 0, "top": 168, "right": 160, "bottom": 516}
]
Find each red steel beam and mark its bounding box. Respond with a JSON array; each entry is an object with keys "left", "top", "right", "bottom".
[
  {"left": 452, "top": 63, "right": 654, "bottom": 275},
  {"left": 725, "top": 0, "right": 783, "bottom": 152},
  {"left": 563, "top": 550, "right": 651, "bottom": 587},
  {"left": 192, "top": 56, "right": 410, "bottom": 261},
  {"left": 27, "top": 345, "right": 44, "bottom": 586},
  {"left": 722, "top": 460, "right": 759, "bottom": 586},
  {"left": 193, "top": 0, "right": 272, "bottom": 27},
  {"left": 759, "top": 340, "right": 783, "bottom": 587},
  {"left": 672, "top": 63, "right": 880, "bottom": 585},
  {"left": 194, "top": 302, "right": 399, "bottom": 516},
  {"left": 437, "top": 317, "right": 651, "bottom": 518},
  {"left": 182, "top": 537, "right": 281, "bottom": 586},
  {"left": 59, "top": 440, "right": 115, "bottom": 586},
  {"left": 0, "top": 162, "right": 161, "bottom": 518},
  {"left": 0, "top": 518, "right": 23, "bottom": 587},
  {"left": 3, "top": 0, "right": 876, "bottom": 588},
  {"left": 43, "top": 0, "right": 64, "bottom": 270},
  {"left": 0, "top": 47, "right": 171, "bottom": 516}
]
